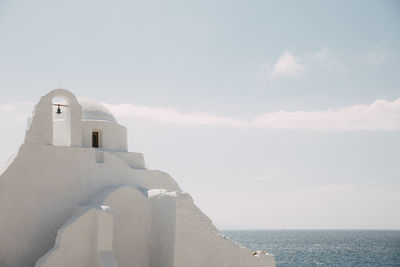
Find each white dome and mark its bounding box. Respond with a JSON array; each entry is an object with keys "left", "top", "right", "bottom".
[{"left": 78, "top": 97, "right": 117, "bottom": 123}]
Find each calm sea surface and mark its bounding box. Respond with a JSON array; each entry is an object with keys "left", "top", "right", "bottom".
[{"left": 220, "top": 230, "right": 400, "bottom": 267}]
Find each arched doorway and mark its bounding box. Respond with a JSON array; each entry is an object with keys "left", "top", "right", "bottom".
[{"left": 52, "top": 96, "right": 71, "bottom": 146}]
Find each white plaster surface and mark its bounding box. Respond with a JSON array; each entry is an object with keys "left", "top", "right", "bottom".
[
  {"left": 35, "top": 206, "right": 117, "bottom": 267},
  {"left": 79, "top": 97, "right": 118, "bottom": 123},
  {"left": 174, "top": 193, "right": 275, "bottom": 267},
  {"left": 35, "top": 186, "right": 177, "bottom": 267},
  {"left": 93, "top": 186, "right": 152, "bottom": 267},
  {"left": 0, "top": 89, "right": 275, "bottom": 267},
  {"left": 81, "top": 120, "right": 128, "bottom": 151}
]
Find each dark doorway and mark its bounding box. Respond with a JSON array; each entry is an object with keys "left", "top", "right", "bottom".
[{"left": 92, "top": 131, "right": 99, "bottom": 148}]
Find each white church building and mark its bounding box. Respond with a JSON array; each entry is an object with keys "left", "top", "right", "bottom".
[{"left": 0, "top": 89, "right": 275, "bottom": 267}]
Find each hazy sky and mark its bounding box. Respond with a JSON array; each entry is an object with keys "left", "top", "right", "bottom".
[{"left": 1, "top": 0, "right": 399, "bottom": 229}]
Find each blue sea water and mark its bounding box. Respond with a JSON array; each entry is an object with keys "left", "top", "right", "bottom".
[{"left": 220, "top": 230, "right": 400, "bottom": 267}]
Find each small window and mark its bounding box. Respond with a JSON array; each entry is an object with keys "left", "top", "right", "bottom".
[{"left": 92, "top": 131, "right": 99, "bottom": 148}]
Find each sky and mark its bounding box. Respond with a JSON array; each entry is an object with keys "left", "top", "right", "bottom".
[{"left": 0, "top": 0, "right": 399, "bottom": 229}]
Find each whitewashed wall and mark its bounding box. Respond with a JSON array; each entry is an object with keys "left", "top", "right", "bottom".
[{"left": 81, "top": 121, "right": 127, "bottom": 151}]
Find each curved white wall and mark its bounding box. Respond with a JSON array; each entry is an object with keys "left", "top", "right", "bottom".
[{"left": 81, "top": 121, "right": 127, "bottom": 152}]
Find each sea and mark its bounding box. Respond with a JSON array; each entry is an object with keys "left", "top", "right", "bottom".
[{"left": 220, "top": 230, "right": 400, "bottom": 267}]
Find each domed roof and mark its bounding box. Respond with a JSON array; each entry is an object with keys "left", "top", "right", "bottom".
[{"left": 78, "top": 97, "right": 117, "bottom": 123}]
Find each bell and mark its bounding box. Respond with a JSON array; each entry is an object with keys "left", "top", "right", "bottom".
[{"left": 56, "top": 105, "right": 62, "bottom": 115}]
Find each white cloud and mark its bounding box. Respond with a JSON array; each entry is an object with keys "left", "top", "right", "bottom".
[
  {"left": 259, "top": 47, "right": 389, "bottom": 81},
  {"left": 252, "top": 98, "right": 400, "bottom": 130},
  {"left": 309, "top": 48, "right": 347, "bottom": 73},
  {"left": 259, "top": 48, "right": 339, "bottom": 81},
  {"left": 270, "top": 51, "right": 305, "bottom": 79},
  {"left": 102, "top": 103, "right": 247, "bottom": 127},
  {"left": 0, "top": 104, "right": 16, "bottom": 112},
  {"left": 104, "top": 98, "right": 400, "bottom": 131},
  {"left": 1, "top": 99, "right": 399, "bottom": 131},
  {"left": 311, "top": 47, "right": 330, "bottom": 61}
]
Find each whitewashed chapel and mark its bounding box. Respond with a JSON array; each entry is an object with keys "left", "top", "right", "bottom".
[{"left": 0, "top": 89, "right": 275, "bottom": 267}]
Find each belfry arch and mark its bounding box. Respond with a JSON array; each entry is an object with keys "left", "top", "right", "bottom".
[
  {"left": 52, "top": 96, "right": 71, "bottom": 146},
  {"left": 25, "top": 89, "right": 83, "bottom": 147}
]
